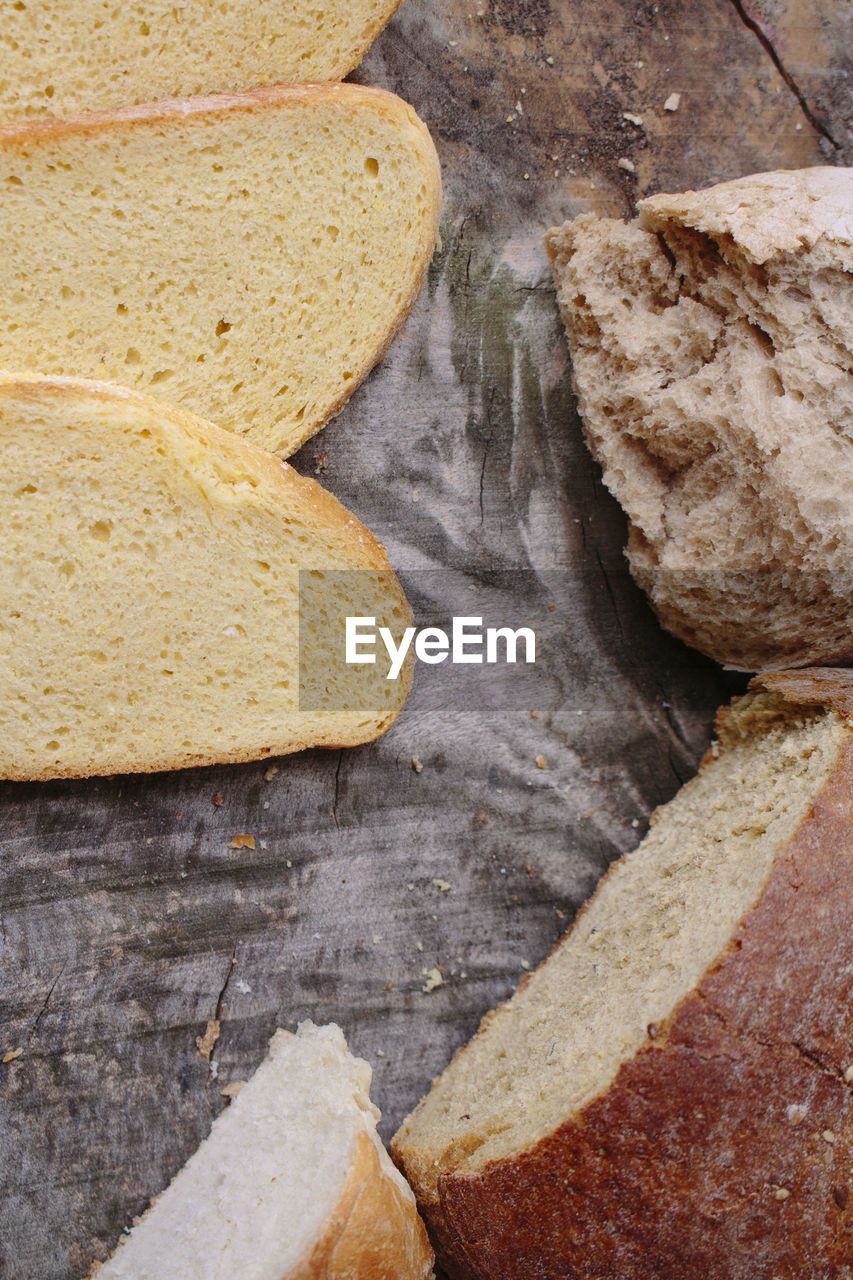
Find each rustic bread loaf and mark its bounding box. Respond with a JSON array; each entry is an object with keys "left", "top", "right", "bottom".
[
  {"left": 95, "top": 1022, "right": 434, "bottom": 1280},
  {"left": 393, "top": 670, "right": 853, "bottom": 1279},
  {"left": 0, "top": 374, "right": 412, "bottom": 780},
  {"left": 545, "top": 167, "right": 853, "bottom": 671},
  {"left": 0, "top": 83, "right": 440, "bottom": 457},
  {"left": 0, "top": 0, "right": 404, "bottom": 121}
]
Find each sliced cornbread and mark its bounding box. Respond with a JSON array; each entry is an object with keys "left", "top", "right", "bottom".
[
  {"left": 394, "top": 670, "right": 853, "bottom": 1279},
  {"left": 546, "top": 167, "right": 853, "bottom": 671},
  {"left": 0, "top": 374, "right": 412, "bottom": 780},
  {"left": 0, "top": 83, "right": 441, "bottom": 457},
  {"left": 0, "top": 1, "right": 405, "bottom": 120},
  {"left": 95, "top": 1023, "right": 433, "bottom": 1280}
]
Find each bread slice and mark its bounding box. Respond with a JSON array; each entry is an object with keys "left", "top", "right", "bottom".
[
  {"left": 545, "top": 167, "right": 853, "bottom": 671},
  {"left": 0, "top": 1, "right": 404, "bottom": 122},
  {"left": 394, "top": 670, "right": 853, "bottom": 1279},
  {"left": 0, "top": 374, "right": 412, "bottom": 780},
  {"left": 0, "top": 83, "right": 440, "bottom": 457},
  {"left": 94, "top": 1022, "right": 434, "bottom": 1280}
]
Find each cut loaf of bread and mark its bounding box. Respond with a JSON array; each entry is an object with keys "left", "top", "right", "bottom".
[
  {"left": 0, "top": 83, "right": 441, "bottom": 457},
  {"left": 0, "top": 374, "right": 412, "bottom": 780},
  {"left": 394, "top": 670, "right": 853, "bottom": 1279},
  {"left": 94, "top": 1022, "right": 434, "bottom": 1280},
  {"left": 0, "top": 1, "right": 404, "bottom": 121},
  {"left": 546, "top": 167, "right": 853, "bottom": 671}
]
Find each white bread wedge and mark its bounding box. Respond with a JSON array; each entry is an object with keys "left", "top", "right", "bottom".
[
  {"left": 0, "top": 1, "right": 404, "bottom": 121},
  {"left": 0, "top": 374, "right": 412, "bottom": 781},
  {"left": 0, "top": 84, "right": 441, "bottom": 457},
  {"left": 94, "top": 1022, "right": 434, "bottom": 1280},
  {"left": 394, "top": 671, "right": 853, "bottom": 1279},
  {"left": 545, "top": 167, "right": 853, "bottom": 672}
]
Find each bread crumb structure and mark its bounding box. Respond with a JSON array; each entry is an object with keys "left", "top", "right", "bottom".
[
  {"left": 394, "top": 670, "right": 853, "bottom": 1279},
  {"left": 0, "top": 1, "right": 404, "bottom": 120},
  {"left": 95, "top": 1022, "right": 433, "bottom": 1280},
  {"left": 0, "top": 83, "right": 441, "bottom": 457},
  {"left": 546, "top": 167, "right": 853, "bottom": 671},
  {"left": 0, "top": 374, "right": 412, "bottom": 780}
]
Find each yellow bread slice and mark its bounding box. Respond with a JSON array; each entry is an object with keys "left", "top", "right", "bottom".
[
  {"left": 0, "top": 0, "right": 405, "bottom": 121},
  {"left": 0, "top": 83, "right": 441, "bottom": 457},
  {"left": 0, "top": 374, "right": 412, "bottom": 780}
]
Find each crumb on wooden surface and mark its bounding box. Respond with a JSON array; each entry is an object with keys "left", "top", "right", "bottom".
[
  {"left": 196, "top": 1020, "right": 220, "bottom": 1060},
  {"left": 421, "top": 967, "right": 444, "bottom": 993},
  {"left": 228, "top": 834, "right": 255, "bottom": 850}
]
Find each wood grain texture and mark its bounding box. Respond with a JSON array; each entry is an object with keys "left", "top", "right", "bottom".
[{"left": 0, "top": 2, "right": 846, "bottom": 1277}]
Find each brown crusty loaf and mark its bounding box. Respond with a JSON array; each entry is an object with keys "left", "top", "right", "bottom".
[
  {"left": 94, "top": 1022, "right": 434, "bottom": 1280},
  {"left": 0, "top": 1, "right": 405, "bottom": 121},
  {"left": 0, "top": 82, "right": 441, "bottom": 458},
  {"left": 546, "top": 167, "right": 853, "bottom": 672},
  {"left": 393, "top": 670, "right": 853, "bottom": 1279},
  {"left": 0, "top": 374, "right": 412, "bottom": 780}
]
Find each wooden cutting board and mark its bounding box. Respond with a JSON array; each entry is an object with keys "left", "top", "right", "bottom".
[{"left": 0, "top": 2, "right": 849, "bottom": 1275}]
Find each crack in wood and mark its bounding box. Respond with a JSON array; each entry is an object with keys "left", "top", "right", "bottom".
[
  {"left": 29, "top": 963, "right": 66, "bottom": 1040},
  {"left": 479, "top": 389, "right": 498, "bottom": 526},
  {"left": 727, "top": 0, "right": 840, "bottom": 149},
  {"left": 208, "top": 948, "right": 237, "bottom": 1069}
]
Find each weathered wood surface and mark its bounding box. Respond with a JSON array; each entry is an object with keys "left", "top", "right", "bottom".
[{"left": 0, "top": 3, "right": 848, "bottom": 1276}]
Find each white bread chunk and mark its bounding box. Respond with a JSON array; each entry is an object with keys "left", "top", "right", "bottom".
[
  {"left": 0, "top": 1, "right": 404, "bottom": 121},
  {"left": 0, "top": 83, "right": 441, "bottom": 457},
  {"left": 96, "top": 1022, "right": 434, "bottom": 1280},
  {"left": 546, "top": 167, "right": 853, "bottom": 671},
  {"left": 394, "top": 671, "right": 853, "bottom": 1279},
  {"left": 0, "top": 375, "right": 412, "bottom": 780}
]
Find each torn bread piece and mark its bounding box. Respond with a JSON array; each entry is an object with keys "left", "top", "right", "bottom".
[
  {"left": 546, "top": 167, "right": 853, "bottom": 671},
  {"left": 0, "top": 0, "right": 405, "bottom": 121},
  {"left": 394, "top": 670, "right": 853, "bottom": 1279},
  {"left": 0, "top": 82, "right": 441, "bottom": 457},
  {"left": 0, "top": 375, "right": 412, "bottom": 780},
  {"left": 95, "top": 1022, "right": 434, "bottom": 1280}
]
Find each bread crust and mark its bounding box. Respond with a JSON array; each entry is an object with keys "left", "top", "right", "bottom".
[
  {"left": 0, "top": 83, "right": 442, "bottom": 458},
  {"left": 400, "top": 674, "right": 853, "bottom": 1278},
  {"left": 0, "top": 373, "right": 413, "bottom": 780},
  {"left": 752, "top": 668, "right": 853, "bottom": 721},
  {"left": 638, "top": 166, "right": 853, "bottom": 268},
  {"left": 290, "top": 1129, "right": 433, "bottom": 1280}
]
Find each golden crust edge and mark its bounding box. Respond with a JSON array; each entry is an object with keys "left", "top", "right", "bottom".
[{"left": 288, "top": 1129, "right": 434, "bottom": 1280}]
